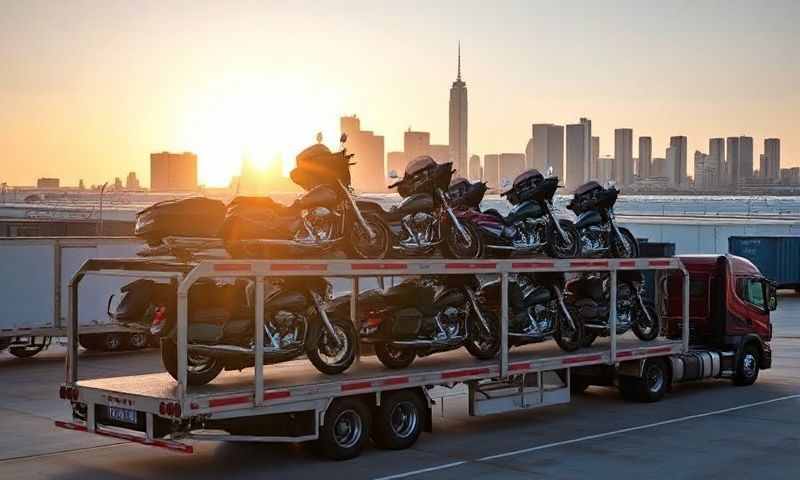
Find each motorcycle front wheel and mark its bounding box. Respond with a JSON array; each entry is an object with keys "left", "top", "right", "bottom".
[
  {"left": 632, "top": 303, "right": 660, "bottom": 341},
  {"left": 307, "top": 318, "right": 357, "bottom": 375},
  {"left": 347, "top": 214, "right": 391, "bottom": 259},
  {"left": 375, "top": 343, "right": 416, "bottom": 369},
  {"left": 553, "top": 304, "right": 584, "bottom": 352},
  {"left": 547, "top": 219, "right": 581, "bottom": 258},
  {"left": 612, "top": 227, "right": 639, "bottom": 258},
  {"left": 442, "top": 220, "right": 483, "bottom": 259},
  {"left": 464, "top": 310, "right": 500, "bottom": 359}
]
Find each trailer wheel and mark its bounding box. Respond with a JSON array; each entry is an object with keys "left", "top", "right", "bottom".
[
  {"left": 372, "top": 390, "right": 426, "bottom": 450},
  {"left": 733, "top": 344, "right": 760, "bottom": 386},
  {"left": 375, "top": 344, "right": 416, "bottom": 369},
  {"left": 619, "top": 359, "right": 668, "bottom": 403},
  {"left": 127, "top": 332, "right": 149, "bottom": 350},
  {"left": 101, "top": 333, "right": 123, "bottom": 352},
  {"left": 318, "top": 397, "right": 371, "bottom": 460}
]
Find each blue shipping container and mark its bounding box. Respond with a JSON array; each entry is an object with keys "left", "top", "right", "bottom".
[{"left": 728, "top": 236, "right": 800, "bottom": 289}]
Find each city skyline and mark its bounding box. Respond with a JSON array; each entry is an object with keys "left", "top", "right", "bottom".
[{"left": 1, "top": 1, "right": 798, "bottom": 187}]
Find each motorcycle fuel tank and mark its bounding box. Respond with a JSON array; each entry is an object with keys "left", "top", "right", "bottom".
[
  {"left": 507, "top": 200, "right": 544, "bottom": 224},
  {"left": 432, "top": 288, "right": 466, "bottom": 309},
  {"left": 575, "top": 210, "right": 602, "bottom": 229},
  {"left": 522, "top": 286, "right": 552, "bottom": 308},
  {"left": 395, "top": 193, "right": 434, "bottom": 216},
  {"left": 294, "top": 184, "right": 340, "bottom": 211},
  {"left": 265, "top": 290, "right": 308, "bottom": 313}
]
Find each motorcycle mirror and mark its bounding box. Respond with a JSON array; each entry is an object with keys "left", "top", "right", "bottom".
[
  {"left": 546, "top": 166, "right": 554, "bottom": 177},
  {"left": 340, "top": 133, "right": 347, "bottom": 144},
  {"left": 606, "top": 179, "right": 617, "bottom": 188},
  {"left": 500, "top": 178, "right": 512, "bottom": 189},
  {"left": 388, "top": 170, "right": 399, "bottom": 179}
]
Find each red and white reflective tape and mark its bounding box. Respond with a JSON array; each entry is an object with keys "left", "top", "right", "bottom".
[
  {"left": 350, "top": 263, "right": 408, "bottom": 270},
  {"left": 561, "top": 354, "right": 603, "bottom": 365},
  {"left": 54, "top": 421, "right": 194, "bottom": 454},
  {"left": 445, "top": 263, "right": 498, "bottom": 270},
  {"left": 270, "top": 263, "right": 327, "bottom": 272},
  {"left": 511, "top": 262, "right": 556, "bottom": 269},
  {"left": 569, "top": 260, "right": 610, "bottom": 268},
  {"left": 441, "top": 367, "right": 492, "bottom": 379}
]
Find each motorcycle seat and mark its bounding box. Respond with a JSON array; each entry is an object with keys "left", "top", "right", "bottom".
[{"left": 483, "top": 208, "right": 512, "bottom": 225}]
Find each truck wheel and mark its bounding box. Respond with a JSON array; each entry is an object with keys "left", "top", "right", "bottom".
[
  {"left": 733, "top": 344, "right": 760, "bottom": 386},
  {"left": 317, "top": 397, "right": 371, "bottom": 460},
  {"left": 127, "top": 332, "right": 149, "bottom": 350},
  {"left": 8, "top": 336, "right": 48, "bottom": 358},
  {"left": 101, "top": 333, "right": 123, "bottom": 352},
  {"left": 375, "top": 344, "right": 416, "bottom": 369},
  {"left": 619, "top": 359, "right": 668, "bottom": 403},
  {"left": 161, "top": 340, "right": 223, "bottom": 386},
  {"left": 372, "top": 390, "right": 426, "bottom": 450}
]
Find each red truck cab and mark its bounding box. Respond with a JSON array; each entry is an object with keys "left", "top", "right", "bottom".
[{"left": 665, "top": 254, "right": 775, "bottom": 383}]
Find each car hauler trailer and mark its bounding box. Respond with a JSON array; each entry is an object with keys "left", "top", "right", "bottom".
[
  {"left": 0, "top": 237, "right": 155, "bottom": 357},
  {"left": 55, "top": 255, "right": 773, "bottom": 460}
]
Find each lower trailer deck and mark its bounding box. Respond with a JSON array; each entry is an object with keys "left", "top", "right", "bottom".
[{"left": 76, "top": 335, "right": 682, "bottom": 417}]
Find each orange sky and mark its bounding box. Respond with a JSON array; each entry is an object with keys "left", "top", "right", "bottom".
[{"left": 1, "top": 1, "right": 797, "bottom": 187}]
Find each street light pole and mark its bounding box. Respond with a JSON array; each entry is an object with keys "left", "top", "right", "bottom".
[{"left": 97, "top": 182, "right": 108, "bottom": 236}]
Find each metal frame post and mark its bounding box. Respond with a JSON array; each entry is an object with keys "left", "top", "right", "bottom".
[
  {"left": 682, "top": 268, "right": 690, "bottom": 352},
  {"left": 176, "top": 281, "right": 190, "bottom": 401},
  {"left": 500, "top": 272, "right": 509, "bottom": 378},
  {"left": 53, "top": 240, "right": 63, "bottom": 329},
  {"left": 351, "top": 277, "right": 360, "bottom": 363},
  {"left": 254, "top": 277, "right": 265, "bottom": 406},
  {"left": 66, "top": 270, "right": 84, "bottom": 384},
  {"left": 608, "top": 269, "right": 618, "bottom": 364}
]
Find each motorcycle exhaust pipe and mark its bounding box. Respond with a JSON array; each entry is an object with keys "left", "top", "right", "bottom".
[
  {"left": 188, "top": 344, "right": 297, "bottom": 356},
  {"left": 237, "top": 238, "right": 340, "bottom": 248},
  {"left": 389, "top": 337, "right": 466, "bottom": 348}
]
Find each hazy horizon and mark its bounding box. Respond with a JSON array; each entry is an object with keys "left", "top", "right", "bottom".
[{"left": 2, "top": 0, "right": 798, "bottom": 187}]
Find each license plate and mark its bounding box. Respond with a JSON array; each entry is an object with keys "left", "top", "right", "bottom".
[{"left": 108, "top": 406, "right": 138, "bottom": 424}]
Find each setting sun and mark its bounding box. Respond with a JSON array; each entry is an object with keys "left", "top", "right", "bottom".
[{"left": 176, "top": 72, "right": 346, "bottom": 187}]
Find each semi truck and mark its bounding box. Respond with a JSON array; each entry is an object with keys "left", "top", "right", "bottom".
[{"left": 55, "top": 254, "right": 775, "bottom": 460}]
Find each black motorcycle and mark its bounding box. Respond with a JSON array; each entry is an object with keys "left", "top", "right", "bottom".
[
  {"left": 111, "top": 277, "right": 357, "bottom": 386},
  {"left": 565, "top": 270, "right": 660, "bottom": 347},
  {"left": 465, "top": 169, "right": 580, "bottom": 258},
  {"left": 356, "top": 156, "right": 483, "bottom": 259},
  {"left": 567, "top": 181, "right": 638, "bottom": 258},
  {"left": 328, "top": 275, "right": 499, "bottom": 369},
  {"left": 477, "top": 272, "right": 583, "bottom": 352},
  {"left": 219, "top": 137, "right": 392, "bottom": 260}
]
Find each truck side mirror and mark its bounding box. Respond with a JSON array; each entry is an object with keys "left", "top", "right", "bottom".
[
  {"left": 388, "top": 170, "right": 399, "bottom": 179},
  {"left": 767, "top": 281, "right": 778, "bottom": 311}
]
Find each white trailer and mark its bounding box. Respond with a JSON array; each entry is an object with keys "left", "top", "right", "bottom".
[
  {"left": 0, "top": 237, "right": 152, "bottom": 356},
  {"left": 56, "top": 256, "right": 691, "bottom": 459}
]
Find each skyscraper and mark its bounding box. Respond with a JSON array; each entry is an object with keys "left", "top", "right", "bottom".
[
  {"left": 727, "top": 137, "right": 740, "bottom": 187},
  {"left": 483, "top": 154, "right": 500, "bottom": 188},
  {"left": 665, "top": 146, "right": 676, "bottom": 185},
  {"left": 591, "top": 136, "right": 600, "bottom": 180},
  {"left": 150, "top": 152, "right": 197, "bottom": 191},
  {"left": 565, "top": 120, "right": 591, "bottom": 190},
  {"left": 763, "top": 138, "right": 780, "bottom": 181},
  {"left": 448, "top": 43, "right": 468, "bottom": 176},
  {"left": 341, "top": 115, "right": 385, "bottom": 192},
  {"left": 709, "top": 138, "right": 725, "bottom": 185},
  {"left": 669, "top": 136, "right": 688, "bottom": 186},
  {"left": 638, "top": 137, "right": 652, "bottom": 178},
  {"left": 739, "top": 136, "right": 754, "bottom": 183},
  {"left": 468, "top": 154, "right": 482, "bottom": 180},
  {"left": 498, "top": 153, "right": 526, "bottom": 184},
  {"left": 614, "top": 128, "right": 633, "bottom": 186},
  {"left": 531, "top": 124, "right": 564, "bottom": 178}
]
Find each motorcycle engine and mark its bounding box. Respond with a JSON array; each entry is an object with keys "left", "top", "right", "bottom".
[
  {"left": 301, "top": 207, "right": 335, "bottom": 241},
  {"left": 268, "top": 310, "right": 301, "bottom": 347},
  {"left": 402, "top": 212, "right": 436, "bottom": 246},
  {"left": 616, "top": 283, "right": 633, "bottom": 328},
  {"left": 435, "top": 306, "right": 463, "bottom": 339},
  {"left": 582, "top": 225, "right": 609, "bottom": 253}
]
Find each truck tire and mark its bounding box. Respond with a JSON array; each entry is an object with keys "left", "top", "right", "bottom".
[
  {"left": 375, "top": 344, "right": 416, "bottom": 369},
  {"left": 733, "top": 344, "right": 760, "bottom": 386},
  {"left": 101, "top": 333, "right": 124, "bottom": 352},
  {"left": 618, "top": 359, "right": 668, "bottom": 403},
  {"left": 161, "top": 340, "right": 223, "bottom": 386},
  {"left": 317, "top": 397, "right": 371, "bottom": 460},
  {"left": 372, "top": 390, "right": 426, "bottom": 450},
  {"left": 127, "top": 332, "right": 150, "bottom": 350},
  {"left": 79, "top": 334, "right": 102, "bottom": 351}
]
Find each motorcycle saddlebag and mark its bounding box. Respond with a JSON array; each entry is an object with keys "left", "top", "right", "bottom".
[
  {"left": 114, "top": 279, "right": 176, "bottom": 325},
  {"left": 219, "top": 196, "right": 295, "bottom": 243},
  {"left": 503, "top": 169, "right": 544, "bottom": 205},
  {"left": 135, "top": 197, "right": 226, "bottom": 246}
]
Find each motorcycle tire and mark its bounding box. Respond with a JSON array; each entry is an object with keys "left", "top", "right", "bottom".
[
  {"left": 632, "top": 303, "right": 660, "bottom": 341},
  {"left": 161, "top": 340, "right": 223, "bottom": 386},
  {"left": 307, "top": 318, "right": 357, "bottom": 375},
  {"left": 442, "top": 220, "right": 483, "bottom": 259},
  {"left": 347, "top": 214, "right": 391, "bottom": 259},
  {"left": 464, "top": 311, "right": 500, "bottom": 360},
  {"left": 375, "top": 343, "right": 416, "bottom": 369},
  {"left": 553, "top": 305, "right": 584, "bottom": 352},
  {"left": 547, "top": 219, "right": 581, "bottom": 259},
  {"left": 581, "top": 330, "right": 598, "bottom": 348},
  {"left": 612, "top": 227, "right": 639, "bottom": 258}
]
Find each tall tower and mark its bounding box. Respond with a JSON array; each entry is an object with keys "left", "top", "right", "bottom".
[
  {"left": 614, "top": 128, "right": 633, "bottom": 186},
  {"left": 449, "top": 42, "right": 468, "bottom": 176}
]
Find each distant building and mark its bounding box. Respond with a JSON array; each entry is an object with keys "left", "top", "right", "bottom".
[
  {"left": 669, "top": 136, "right": 688, "bottom": 186},
  {"left": 709, "top": 138, "right": 725, "bottom": 186},
  {"left": 638, "top": 137, "right": 652, "bottom": 178},
  {"left": 565, "top": 118, "right": 591, "bottom": 190},
  {"left": 341, "top": 115, "right": 385, "bottom": 192},
  {"left": 387, "top": 151, "right": 406, "bottom": 178},
  {"left": 530, "top": 124, "right": 564, "bottom": 178},
  {"left": 614, "top": 128, "right": 633, "bottom": 186},
  {"left": 591, "top": 136, "right": 600, "bottom": 180},
  {"left": 150, "top": 152, "right": 198, "bottom": 191},
  {"left": 483, "top": 154, "right": 500, "bottom": 188},
  {"left": 726, "top": 137, "right": 740, "bottom": 187},
  {"left": 125, "top": 172, "right": 140, "bottom": 190},
  {"left": 665, "top": 146, "right": 676, "bottom": 184},
  {"left": 113, "top": 177, "right": 123, "bottom": 189},
  {"left": 448, "top": 43, "right": 468, "bottom": 176},
  {"left": 468, "top": 154, "right": 482, "bottom": 180},
  {"left": 597, "top": 155, "right": 614, "bottom": 182},
  {"left": 525, "top": 138, "right": 535, "bottom": 171},
  {"left": 403, "top": 130, "right": 449, "bottom": 164},
  {"left": 727, "top": 136, "right": 753, "bottom": 187},
  {"left": 693, "top": 150, "right": 716, "bottom": 188},
  {"left": 36, "top": 177, "right": 60, "bottom": 189},
  {"left": 780, "top": 167, "right": 800, "bottom": 186},
  {"left": 498, "top": 153, "right": 526, "bottom": 184},
  {"left": 763, "top": 138, "right": 780, "bottom": 181},
  {"left": 652, "top": 157, "right": 666, "bottom": 177}
]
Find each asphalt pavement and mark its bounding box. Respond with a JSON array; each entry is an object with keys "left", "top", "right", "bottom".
[{"left": 1, "top": 293, "right": 798, "bottom": 480}]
